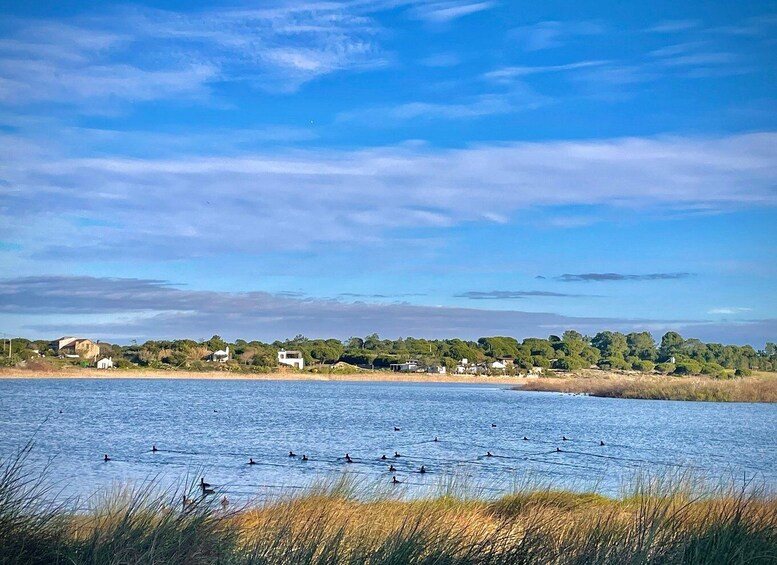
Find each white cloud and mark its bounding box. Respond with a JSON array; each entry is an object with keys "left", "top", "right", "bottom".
[
  {"left": 484, "top": 60, "right": 607, "bottom": 81},
  {"left": 410, "top": 1, "right": 495, "bottom": 23},
  {"left": 510, "top": 20, "right": 604, "bottom": 51},
  {"left": 1, "top": 132, "right": 776, "bottom": 261},
  {"left": 0, "top": 3, "right": 385, "bottom": 105},
  {"left": 646, "top": 20, "right": 701, "bottom": 33},
  {"left": 708, "top": 307, "right": 753, "bottom": 315}
]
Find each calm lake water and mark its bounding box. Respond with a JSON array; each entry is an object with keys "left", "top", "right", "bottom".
[{"left": 0, "top": 378, "right": 775, "bottom": 503}]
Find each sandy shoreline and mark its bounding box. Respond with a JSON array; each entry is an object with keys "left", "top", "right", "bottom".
[{"left": 0, "top": 367, "right": 530, "bottom": 385}]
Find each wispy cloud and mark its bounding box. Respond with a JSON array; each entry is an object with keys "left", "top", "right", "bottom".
[
  {"left": 339, "top": 292, "right": 427, "bottom": 299},
  {"left": 2, "top": 132, "right": 775, "bottom": 260},
  {"left": 557, "top": 273, "right": 694, "bottom": 282},
  {"left": 708, "top": 307, "right": 753, "bottom": 315},
  {"left": 338, "top": 89, "right": 545, "bottom": 122},
  {"left": 484, "top": 60, "right": 607, "bottom": 81},
  {"left": 0, "top": 3, "right": 385, "bottom": 106},
  {"left": 410, "top": 1, "right": 495, "bottom": 23},
  {"left": 1, "top": 275, "right": 772, "bottom": 345},
  {"left": 646, "top": 20, "right": 701, "bottom": 33},
  {"left": 455, "top": 290, "right": 586, "bottom": 299},
  {"left": 510, "top": 20, "right": 604, "bottom": 51}
]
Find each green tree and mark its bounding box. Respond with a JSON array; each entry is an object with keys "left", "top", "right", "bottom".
[
  {"left": 560, "top": 330, "right": 586, "bottom": 357},
  {"left": 591, "top": 331, "right": 628, "bottom": 358},
  {"left": 553, "top": 356, "right": 586, "bottom": 371},
  {"left": 626, "top": 332, "right": 657, "bottom": 360},
  {"left": 479, "top": 337, "right": 521, "bottom": 358},
  {"left": 659, "top": 331, "right": 684, "bottom": 361},
  {"left": 205, "top": 335, "right": 227, "bottom": 352}
]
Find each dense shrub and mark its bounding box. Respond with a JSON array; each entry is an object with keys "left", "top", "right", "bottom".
[
  {"left": 632, "top": 360, "right": 655, "bottom": 373},
  {"left": 674, "top": 360, "right": 703, "bottom": 375}
]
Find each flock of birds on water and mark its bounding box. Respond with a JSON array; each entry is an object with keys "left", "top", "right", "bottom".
[{"left": 99, "top": 423, "right": 607, "bottom": 509}]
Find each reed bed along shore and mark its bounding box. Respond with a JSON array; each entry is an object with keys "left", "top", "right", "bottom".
[
  {"left": 518, "top": 374, "right": 777, "bottom": 403},
  {"left": 2, "top": 448, "right": 776, "bottom": 564}
]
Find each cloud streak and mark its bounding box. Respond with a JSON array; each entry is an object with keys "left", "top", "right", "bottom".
[
  {"left": 455, "top": 290, "right": 586, "bottom": 299},
  {"left": 0, "top": 276, "right": 772, "bottom": 345},
  {"left": 2, "top": 132, "right": 775, "bottom": 260},
  {"left": 0, "top": 2, "right": 385, "bottom": 105},
  {"left": 556, "top": 273, "right": 694, "bottom": 282},
  {"left": 410, "top": 2, "right": 495, "bottom": 23}
]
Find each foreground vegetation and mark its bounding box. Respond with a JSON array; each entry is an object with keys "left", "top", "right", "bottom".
[
  {"left": 2, "top": 449, "right": 776, "bottom": 564},
  {"left": 518, "top": 373, "right": 777, "bottom": 403}
]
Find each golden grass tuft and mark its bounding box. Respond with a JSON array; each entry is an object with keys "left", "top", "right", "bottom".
[{"left": 518, "top": 374, "right": 777, "bottom": 402}]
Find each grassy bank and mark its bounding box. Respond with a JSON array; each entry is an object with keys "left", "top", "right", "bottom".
[
  {"left": 2, "top": 450, "right": 776, "bottom": 564},
  {"left": 517, "top": 374, "right": 777, "bottom": 403}
]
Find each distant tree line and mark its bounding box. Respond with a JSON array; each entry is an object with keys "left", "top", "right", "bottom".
[{"left": 2, "top": 331, "right": 776, "bottom": 377}]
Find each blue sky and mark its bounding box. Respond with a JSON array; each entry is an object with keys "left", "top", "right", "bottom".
[{"left": 0, "top": 0, "right": 776, "bottom": 345}]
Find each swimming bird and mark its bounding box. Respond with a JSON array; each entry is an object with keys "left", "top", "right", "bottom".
[
  {"left": 248, "top": 458, "right": 256, "bottom": 465},
  {"left": 523, "top": 436, "right": 528, "bottom": 441},
  {"left": 202, "top": 486, "right": 215, "bottom": 495},
  {"left": 433, "top": 436, "right": 438, "bottom": 442},
  {"left": 302, "top": 454, "right": 308, "bottom": 461},
  {"left": 394, "top": 427, "right": 401, "bottom": 431},
  {"left": 556, "top": 447, "right": 562, "bottom": 452},
  {"left": 152, "top": 445, "right": 159, "bottom": 452},
  {"left": 381, "top": 454, "right": 387, "bottom": 460},
  {"left": 345, "top": 453, "right": 353, "bottom": 463},
  {"left": 600, "top": 440, "right": 605, "bottom": 446},
  {"left": 394, "top": 451, "right": 401, "bottom": 458},
  {"left": 220, "top": 496, "right": 229, "bottom": 510},
  {"left": 392, "top": 476, "right": 401, "bottom": 484},
  {"left": 562, "top": 436, "right": 568, "bottom": 441},
  {"left": 389, "top": 464, "right": 396, "bottom": 472},
  {"left": 200, "top": 478, "right": 211, "bottom": 489},
  {"left": 419, "top": 465, "right": 426, "bottom": 474},
  {"left": 289, "top": 451, "right": 296, "bottom": 457},
  {"left": 182, "top": 495, "right": 194, "bottom": 508},
  {"left": 103, "top": 454, "right": 111, "bottom": 462},
  {"left": 491, "top": 423, "right": 497, "bottom": 428},
  {"left": 486, "top": 451, "right": 493, "bottom": 457}
]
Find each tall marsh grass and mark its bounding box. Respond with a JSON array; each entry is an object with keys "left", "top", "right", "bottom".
[
  {"left": 519, "top": 375, "right": 777, "bottom": 402},
  {"left": 2, "top": 447, "right": 776, "bottom": 564}
]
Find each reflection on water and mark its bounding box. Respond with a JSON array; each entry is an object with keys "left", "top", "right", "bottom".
[{"left": 0, "top": 378, "right": 775, "bottom": 501}]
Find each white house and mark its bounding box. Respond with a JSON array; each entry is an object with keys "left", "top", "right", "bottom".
[
  {"left": 390, "top": 360, "right": 420, "bottom": 372},
  {"left": 97, "top": 357, "right": 114, "bottom": 369},
  {"left": 210, "top": 346, "right": 229, "bottom": 362},
  {"left": 456, "top": 359, "right": 481, "bottom": 374},
  {"left": 426, "top": 365, "right": 447, "bottom": 375},
  {"left": 278, "top": 349, "right": 304, "bottom": 369}
]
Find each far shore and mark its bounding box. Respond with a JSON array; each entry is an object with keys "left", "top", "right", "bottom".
[{"left": 0, "top": 366, "right": 531, "bottom": 385}]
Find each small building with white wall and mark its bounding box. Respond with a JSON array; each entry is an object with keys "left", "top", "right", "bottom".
[
  {"left": 390, "top": 360, "right": 420, "bottom": 372},
  {"left": 278, "top": 349, "right": 304, "bottom": 369},
  {"left": 210, "top": 347, "right": 229, "bottom": 362},
  {"left": 96, "top": 357, "right": 114, "bottom": 369}
]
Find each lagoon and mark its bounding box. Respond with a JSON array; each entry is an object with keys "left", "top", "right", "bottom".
[{"left": 0, "top": 378, "right": 775, "bottom": 501}]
